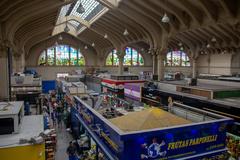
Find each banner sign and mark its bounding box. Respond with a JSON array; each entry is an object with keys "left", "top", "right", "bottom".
[
  {"left": 72, "top": 97, "right": 123, "bottom": 158},
  {"left": 121, "top": 120, "right": 233, "bottom": 160}
]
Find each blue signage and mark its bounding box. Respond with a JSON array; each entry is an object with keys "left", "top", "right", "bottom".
[{"left": 72, "top": 96, "right": 233, "bottom": 160}]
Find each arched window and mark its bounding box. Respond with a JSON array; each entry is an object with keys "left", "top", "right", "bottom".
[
  {"left": 165, "top": 50, "right": 190, "bottom": 67},
  {"left": 105, "top": 47, "right": 144, "bottom": 66},
  {"left": 38, "top": 45, "right": 85, "bottom": 66}
]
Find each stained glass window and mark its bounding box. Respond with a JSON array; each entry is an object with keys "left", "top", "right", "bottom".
[
  {"left": 38, "top": 45, "right": 85, "bottom": 66},
  {"left": 56, "top": 45, "right": 69, "bottom": 66},
  {"left": 78, "top": 49, "right": 85, "bottom": 66},
  {"left": 105, "top": 47, "right": 144, "bottom": 66},
  {"left": 124, "top": 47, "right": 132, "bottom": 65},
  {"left": 70, "top": 47, "right": 78, "bottom": 65},
  {"left": 181, "top": 52, "right": 190, "bottom": 66},
  {"left": 38, "top": 50, "right": 46, "bottom": 66},
  {"left": 47, "top": 48, "right": 55, "bottom": 66},
  {"left": 166, "top": 50, "right": 190, "bottom": 67},
  {"left": 106, "top": 52, "right": 113, "bottom": 66},
  {"left": 112, "top": 50, "right": 119, "bottom": 65}
]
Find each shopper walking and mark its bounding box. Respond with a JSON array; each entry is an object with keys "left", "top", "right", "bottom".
[{"left": 66, "top": 141, "right": 78, "bottom": 160}]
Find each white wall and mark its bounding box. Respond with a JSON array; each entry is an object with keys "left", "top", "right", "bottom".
[{"left": 197, "top": 54, "right": 234, "bottom": 75}]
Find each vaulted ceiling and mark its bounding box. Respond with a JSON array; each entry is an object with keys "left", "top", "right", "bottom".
[{"left": 1, "top": 0, "right": 240, "bottom": 58}]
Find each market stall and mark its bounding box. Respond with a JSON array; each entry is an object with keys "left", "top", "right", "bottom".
[{"left": 71, "top": 96, "right": 233, "bottom": 160}]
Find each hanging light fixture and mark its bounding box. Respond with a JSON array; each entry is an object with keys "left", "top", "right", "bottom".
[
  {"left": 178, "top": 42, "right": 183, "bottom": 46},
  {"left": 91, "top": 43, "right": 95, "bottom": 47},
  {"left": 206, "top": 43, "right": 211, "bottom": 48},
  {"left": 58, "top": 35, "right": 63, "bottom": 41},
  {"left": 84, "top": 45, "right": 88, "bottom": 50},
  {"left": 123, "top": 29, "right": 129, "bottom": 36},
  {"left": 76, "top": 1, "right": 85, "bottom": 14},
  {"left": 64, "top": 23, "right": 70, "bottom": 33},
  {"left": 55, "top": 41, "right": 59, "bottom": 46},
  {"left": 104, "top": 34, "right": 108, "bottom": 39},
  {"left": 211, "top": 37, "right": 217, "bottom": 42},
  {"left": 161, "top": 13, "right": 170, "bottom": 23}
]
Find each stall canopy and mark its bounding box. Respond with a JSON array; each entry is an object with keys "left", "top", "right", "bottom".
[{"left": 110, "top": 108, "right": 191, "bottom": 132}]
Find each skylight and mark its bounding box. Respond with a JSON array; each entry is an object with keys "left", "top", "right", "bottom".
[{"left": 56, "top": 0, "right": 107, "bottom": 32}]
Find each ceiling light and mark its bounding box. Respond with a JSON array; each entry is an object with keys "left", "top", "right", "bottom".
[
  {"left": 161, "top": 13, "right": 170, "bottom": 23},
  {"left": 123, "top": 29, "right": 129, "bottom": 36},
  {"left": 64, "top": 24, "right": 70, "bottom": 33},
  {"left": 84, "top": 45, "right": 88, "bottom": 50},
  {"left": 211, "top": 37, "right": 216, "bottom": 42},
  {"left": 91, "top": 43, "right": 95, "bottom": 47},
  {"left": 58, "top": 35, "right": 63, "bottom": 41},
  {"left": 180, "top": 47, "right": 184, "bottom": 51},
  {"left": 206, "top": 44, "right": 211, "bottom": 48},
  {"left": 104, "top": 34, "right": 108, "bottom": 39},
  {"left": 178, "top": 42, "right": 182, "bottom": 46},
  {"left": 77, "top": 3, "right": 85, "bottom": 14}
]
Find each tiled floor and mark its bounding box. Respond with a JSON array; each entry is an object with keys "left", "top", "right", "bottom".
[{"left": 55, "top": 126, "right": 73, "bottom": 160}]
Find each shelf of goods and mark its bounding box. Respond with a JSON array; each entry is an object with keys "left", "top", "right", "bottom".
[
  {"left": 45, "top": 129, "right": 57, "bottom": 160},
  {"left": 11, "top": 75, "right": 42, "bottom": 101}
]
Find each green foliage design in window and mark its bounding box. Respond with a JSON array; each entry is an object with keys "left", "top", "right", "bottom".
[
  {"left": 38, "top": 50, "right": 46, "bottom": 66},
  {"left": 38, "top": 45, "right": 85, "bottom": 66},
  {"left": 166, "top": 50, "right": 190, "bottom": 67},
  {"left": 106, "top": 47, "right": 144, "bottom": 66}
]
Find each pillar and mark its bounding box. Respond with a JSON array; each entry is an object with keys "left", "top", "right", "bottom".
[
  {"left": 192, "top": 58, "right": 197, "bottom": 78},
  {"left": 157, "top": 53, "right": 165, "bottom": 81},
  {"left": 0, "top": 45, "right": 9, "bottom": 100},
  {"left": 207, "top": 54, "right": 210, "bottom": 74},
  {"left": 118, "top": 55, "right": 124, "bottom": 75},
  {"left": 117, "top": 49, "right": 125, "bottom": 75},
  {"left": 152, "top": 53, "right": 158, "bottom": 75}
]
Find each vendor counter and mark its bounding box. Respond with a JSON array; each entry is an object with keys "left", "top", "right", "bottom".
[
  {"left": 0, "top": 115, "right": 45, "bottom": 160},
  {"left": 71, "top": 96, "right": 233, "bottom": 160}
]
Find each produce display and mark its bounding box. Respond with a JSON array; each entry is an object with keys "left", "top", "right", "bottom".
[{"left": 227, "top": 133, "right": 240, "bottom": 160}]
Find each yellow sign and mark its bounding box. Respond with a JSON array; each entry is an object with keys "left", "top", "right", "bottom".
[{"left": 168, "top": 135, "right": 218, "bottom": 150}]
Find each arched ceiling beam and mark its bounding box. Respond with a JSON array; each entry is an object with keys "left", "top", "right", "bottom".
[
  {"left": 116, "top": 3, "right": 155, "bottom": 49},
  {"left": 107, "top": 11, "right": 145, "bottom": 41},
  {"left": 6, "top": 0, "right": 73, "bottom": 43},
  {"left": 102, "top": 14, "right": 137, "bottom": 41},
  {"left": 120, "top": 1, "right": 163, "bottom": 48},
  {"left": 219, "top": 0, "right": 238, "bottom": 20},
  {"left": 172, "top": 0, "right": 203, "bottom": 25},
  {"left": 196, "top": 0, "right": 218, "bottom": 22},
  {"left": 98, "top": 17, "right": 130, "bottom": 43},
  {"left": 150, "top": 0, "right": 189, "bottom": 29}
]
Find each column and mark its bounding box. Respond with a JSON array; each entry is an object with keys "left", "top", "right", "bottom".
[
  {"left": 0, "top": 45, "right": 9, "bottom": 100},
  {"left": 207, "top": 54, "right": 210, "bottom": 74},
  {"left": 117, "top": 49, "right": 125, "bottom": 75},
  {"left": 157, "top": 53, "right": 165, "bottom": 81},
  {"left": 13, "top": 54, "right": 20, "bottom": 73},
  {"left": 152, "top": 53, "right": 158, "bottom": 75},
  {"left": 192, "top": 58, "right": 197, "bottom": 78},
  {"left": 118, "top": 54, "right": 124, "bottom": 75}
]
